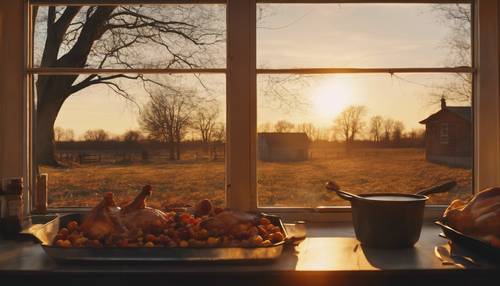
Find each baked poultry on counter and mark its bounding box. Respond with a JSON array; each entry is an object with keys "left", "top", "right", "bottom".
[
  {"left": 53, "top": 185, "right": 285, "bottom": 248},
  {"left": 443, "top": 187, "right": 500, "bottom": 247}
]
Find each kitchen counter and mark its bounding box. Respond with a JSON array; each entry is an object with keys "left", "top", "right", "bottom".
[{"left": 0, "top": 223, "right": 498, "bottom": 286}]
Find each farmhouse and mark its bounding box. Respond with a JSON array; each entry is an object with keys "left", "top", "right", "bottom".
[
  {"left": 419, "top": 98, "right": 472, "bottom": 168},
  {"left": 258, "top": 132, "right": 309, "bottom": 162}
]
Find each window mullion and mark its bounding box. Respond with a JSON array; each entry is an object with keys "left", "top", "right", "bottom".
[
  {"left": 474, "top": 0, "right": 500, "bottom": 190},
  {"left": 256, "top": 67, "right": 473, "bottom": 74},
  {"left": 0, "top": 0, "right": 27, "bottom": 208},
  {"left": 27, "top": 68, "right": 226, "bottom": 75},
  {"left": 226, "top": 0, "right": 257, "bottom": 211},
  {"left": 29, "top": 0, "right": 227, "bottom": 5}
]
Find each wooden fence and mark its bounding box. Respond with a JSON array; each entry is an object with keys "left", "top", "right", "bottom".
[{"left": 56, "top": 148, "right": 225, "bottom": 165}]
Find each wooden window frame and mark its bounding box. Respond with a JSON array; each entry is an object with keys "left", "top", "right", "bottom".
[{"left": 0, "top": 0, "right": 496, "bottom": 222}]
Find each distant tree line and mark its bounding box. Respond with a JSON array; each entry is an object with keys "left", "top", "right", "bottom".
[
  {"left": 55, "top": 123, "right": 225, "bottom": 160},
  {"left": 259, "top": 121, "right": 331, "bottom": 142},
  {"left": 258, "top": 104, "right": 425, "bottom": 148},
  {"left": 56, "top": 103, "right": 424, "bottom": 164}
]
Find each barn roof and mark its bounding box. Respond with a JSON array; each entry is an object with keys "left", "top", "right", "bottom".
[
  {"left": 258, "top": 132, "right": 309, "bottom": 148},
  {"left": 447, "top": 107, "right": 471, "bottom": 121},
  {"left": 419, "top": 106, "right": 471, "bottom": 124}
]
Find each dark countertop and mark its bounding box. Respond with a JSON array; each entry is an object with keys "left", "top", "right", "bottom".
[{"left": 1, "top": 223, "right": 499, "bottom": 286}]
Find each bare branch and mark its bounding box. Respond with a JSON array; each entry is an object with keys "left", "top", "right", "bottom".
[
  {"left": 259, "top": 74, "right": 312, "bottom": 113},
  {"left": 430, "top": 4, "right": 472, "bottom": 102},
  {"left": 41, "top": 7, "right": 82, "bottom": 67},
  {"left": 56, "top": 6, "right": 116, "bottom": 68}
]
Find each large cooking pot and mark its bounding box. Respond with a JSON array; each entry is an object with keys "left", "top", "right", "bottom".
[{"left": 325, "top": 180, "right": 457, "bottom": 248}]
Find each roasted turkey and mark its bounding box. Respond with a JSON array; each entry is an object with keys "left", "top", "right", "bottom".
[
  {"left": 443, "top": 187, "right": 500, "bottom": 243},
  {"left": 80, "top": 192, "right": 124, "bottom": 240},
  {"left": 201, "top": 210, "right": 256, "bottom": 235},
  {"left": 119, "top": 185, "right": 171, "bottom": 234},
  {"left": 81, "top": 185, "right": 171, "bottom": 239}
]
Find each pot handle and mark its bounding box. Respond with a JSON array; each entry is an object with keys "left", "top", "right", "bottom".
[
  {"left": 415, "top": 180, "right": 457, "bottom": 196},
  {"left": 334, "top": 189, "right": 358, "bottom": 201},
  {"left": 325, "top": 181, "right": 358, "bottom": 202}
]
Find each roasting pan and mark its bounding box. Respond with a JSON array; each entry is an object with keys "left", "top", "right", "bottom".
[
  {"left": 26, "top": 213, "right": 288, "bottom": 262},
  {"left": 435, "top": 220, "right": 500, "bottom": 262}
]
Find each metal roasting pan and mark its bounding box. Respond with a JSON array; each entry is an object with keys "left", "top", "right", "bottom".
[
  {"left": 26, "top": 213, "right": 288, "bottom": 262},
  {"left": 435, "top": 220, "right": 500, "bottom": 262}
]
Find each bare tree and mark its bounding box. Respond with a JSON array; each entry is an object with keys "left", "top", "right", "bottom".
[
  {"left": 297, "top": 122, "right": 319, "bottom": 141},
  {"left": 211, "top": 122, "right": 225, "bottom": 160},
  {"left": 333, "top": 105, "right": 367, "bottom": 144},
  {"left": 83, "top": 129, "right": 109, "bottom": 142},
  {"left": 213, "top": 123, "right": 225, "bottom": 142},
  {"left": 407, "top": 128, "right": 425, "bottom": 146},
  {"left": 54, "top": 127, "right": 75, "bottom": 142},
  {"left": 54, "top": 127, "right": 65, "bottom": 142},
  {"left": 65, "top": 129, "right": 75, "bottom": 141},
  {"left": 316, "top": 128, "right": 331, "bottom": 142},
  {"left": 193, "top": 105, "right": 219, "bottom": 155},
  {"left": 140, "top": 87, "right": 195, "bottom": 160},
  {"left": 122, "top": 130, "right": 142, "bottom": 142},
  {"left": 383, "top": 118, "right": 395, "bottom": 143},
  {"left": 392, "top": 121, "right": 405, "bottom": 146},
  {"left": 33, "top": 5, "right": 224, "bottom": 165},
  {"left": 274, "top": 120, "right": 295, "bottom": 132},
  {"left": 258, "top": 122, "right": 273, "bottom": 132},
  {"left": 433, "top": 4, "right": 472, "bottom": 103},
  {"left": 369, "top": 116, "right": 383, "bottom": 143}
]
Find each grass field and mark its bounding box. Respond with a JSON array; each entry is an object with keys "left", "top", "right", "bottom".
[{"left": 41, "top": 147, "right": 472, "bottom": 208}]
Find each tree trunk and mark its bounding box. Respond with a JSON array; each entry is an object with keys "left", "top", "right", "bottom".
[
  {"left": 36, "top": 75, "right": 76, "bottom": 166},
  {"left": 212, "top": 143, "right": 217, "bottom": 160},
  {"left": 175, "top": 129, "right": 182, "bottom": 160},
  {"left": 175, "top": 141, "right": 181, "bottom": 160},
  {"left": 168, "top": 139, "right": 175, "bottom": 160},
  {"left": 205, "top": 141, "right": 210, "bottom": 158},
  {"left": 36, "top": 97, "right": 64, "bottom": 166}
]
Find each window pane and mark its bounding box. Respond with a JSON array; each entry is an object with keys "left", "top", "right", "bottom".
[
  {"left": 257, "top": 3, "right": 471, "bottom": 68},
  {"left": 257, "top": 73, "right": 472, "bottom": 207},
  {"left": 32, "top": 5, "right": 226, "bottom": 69},
  {"left": 34, "top": 74, "right": 226, "bottom": 208}
]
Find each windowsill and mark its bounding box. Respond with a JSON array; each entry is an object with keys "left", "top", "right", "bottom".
[
  {"left": 42, "top": 205, "right": 448, "bottom": 223},
  {"left": 0, "top": 222, "right": 498, "bottom": 285}
]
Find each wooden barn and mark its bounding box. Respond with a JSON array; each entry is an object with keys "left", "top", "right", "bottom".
[
  {"left": 419, "top": 98, "right": 472, "bottom": 168},
  {"left": 258, "top": 132, "right": 310, "bottom": 162}
]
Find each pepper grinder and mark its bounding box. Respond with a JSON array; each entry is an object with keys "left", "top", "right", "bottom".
[{"left": 0, "top": 177, "right": 24, "bottom": 238}]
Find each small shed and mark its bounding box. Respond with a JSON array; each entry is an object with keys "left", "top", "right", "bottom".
[
  {"left": 258, "top": 132, "right": 310, "bottom": 162},
  {"left": 419, "top": 98, "right": 472, "bottom": 168}
]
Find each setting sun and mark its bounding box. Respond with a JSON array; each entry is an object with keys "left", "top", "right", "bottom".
[{"left": 310, "top": 77, "right": 354, "bottom": 120}]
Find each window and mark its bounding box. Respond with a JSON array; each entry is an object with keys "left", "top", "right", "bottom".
[
  {"left": 28, "top": 2, "right": 227, "bottom": 208},
  {"left": 440, "top": 123, "right": 449, "bottom": 144},
  {"left": 256, "top": 2, "right": 473, "bottom": 207},
  {"left": 13, "top": 0, "right": 499, "bottom": 219}
]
